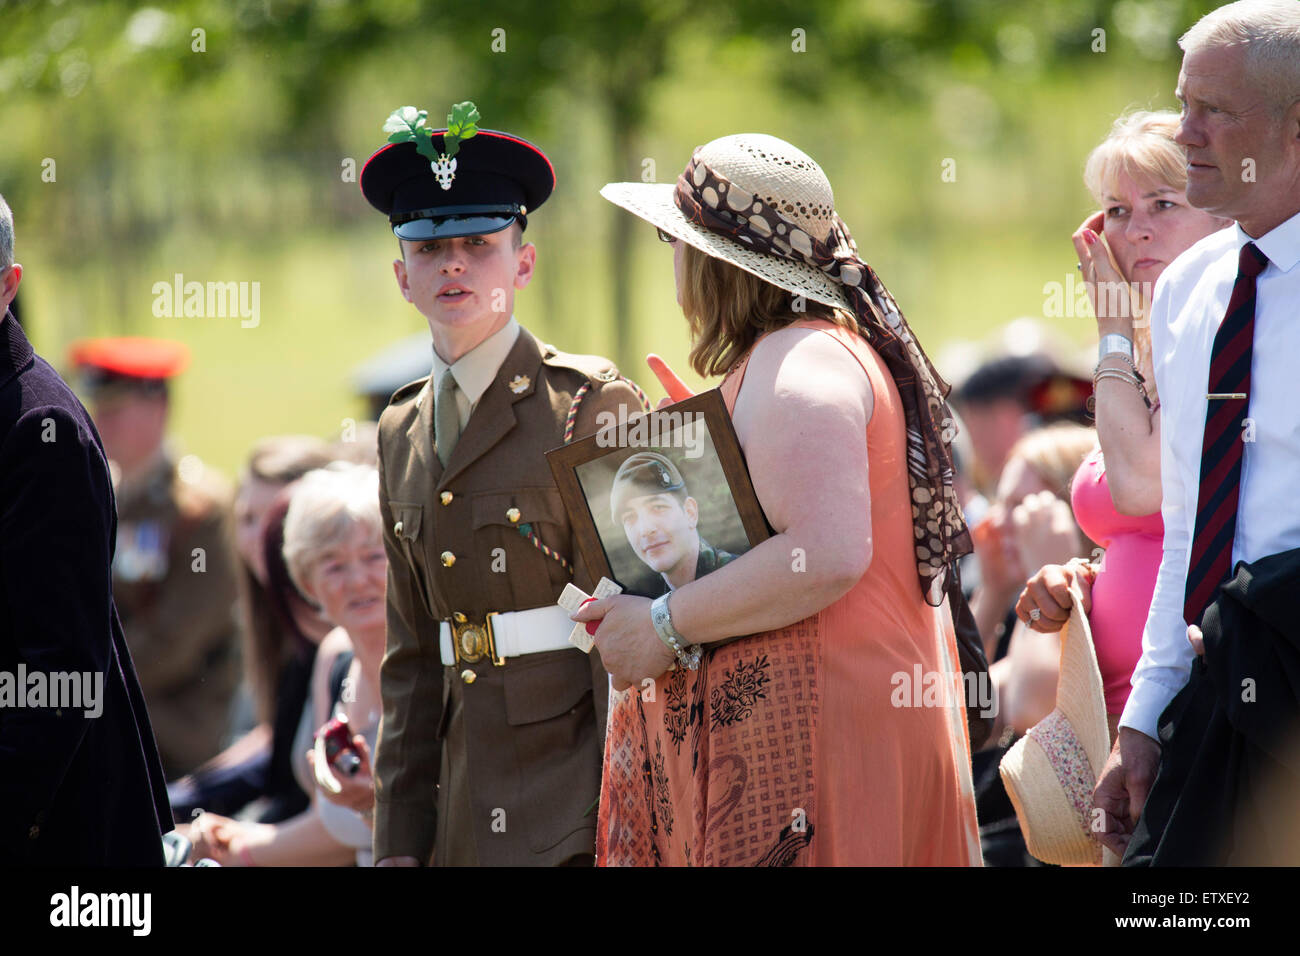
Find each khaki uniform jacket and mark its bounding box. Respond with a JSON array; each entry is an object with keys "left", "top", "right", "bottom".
[
  {"left": 112, "top": 451, "right": 242, "bottom": 778},
  {"left": 374, "top": 327, "right": 645, "bottom": 865}
]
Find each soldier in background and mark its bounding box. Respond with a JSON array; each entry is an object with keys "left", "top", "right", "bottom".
[{"left": 70, "top": 338, "right": 242, "bottom": 778}]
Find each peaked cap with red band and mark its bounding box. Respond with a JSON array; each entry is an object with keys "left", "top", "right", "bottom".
[{"left": 361, "top": 122, "right": 554, "bottom": 241}]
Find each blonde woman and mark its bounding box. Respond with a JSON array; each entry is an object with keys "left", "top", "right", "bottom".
[
  {"left": 576, "top": 135, "right": 983, "bottom": 866},
  {"left": 1015, "top": 112, "right": 1229, "bottom": 739}
]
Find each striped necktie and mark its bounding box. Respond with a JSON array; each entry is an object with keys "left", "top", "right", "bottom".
[{"left": 1182, "top": 241, "right": 1270, "bottom": 627}]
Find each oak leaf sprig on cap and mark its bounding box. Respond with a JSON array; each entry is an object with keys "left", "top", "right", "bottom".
[
  {"left": 443, "top": 101, "right": 480, "bottom": 159},
  {"left": 382, "top": 101, "right": 480, "bottom": 163}
]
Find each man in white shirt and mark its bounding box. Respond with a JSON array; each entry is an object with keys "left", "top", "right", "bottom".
[{"left": 1093, "top": 0, "right": 1300, "bottom": 864}]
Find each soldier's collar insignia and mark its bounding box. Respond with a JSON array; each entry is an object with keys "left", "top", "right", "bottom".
[
  {"left": 508, "top": 374, "right": 530, "bottom": 394},
  {"left": 383, "top": 101, "right": 481, "bottom": 191}
]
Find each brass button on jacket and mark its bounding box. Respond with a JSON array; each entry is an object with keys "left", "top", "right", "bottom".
[
  {"left": 440, "top": 551, "right": 456, "bottom": 567},
  {"left": 440, "top": 491, "right": 454, "bottom": 506}
]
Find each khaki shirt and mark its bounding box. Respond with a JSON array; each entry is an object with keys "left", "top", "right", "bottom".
[{"left": 373, "top": 326, "right": 646, "bottom": 865}]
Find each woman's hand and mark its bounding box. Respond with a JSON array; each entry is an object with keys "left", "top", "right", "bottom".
[
  {"left": 572, "top": 594, "right": 676, "bottom": 691},
  {"left": 200, "top": 817, "right": 279, "bottom": 867},
  {"left": 188, "top": 812, "right": 238, "bottom": 864},
  {"left": 1015, "top": 558, "right": 1097, "bottom": 633},
  {"left": 306, "top": 733, "right": 375, "bottom": 816},
  {"left": 972, "top": 507, "right": 1024, "bottom": 605},
  {"left": 210, "top": 821, "right": 267, "bottom": 867},
  {"left": 1010, "top": 490, "right": 1083, "bottom": 575},
  {"left": 1072, "top": 211, "right": 1134, "bottom": 333}
]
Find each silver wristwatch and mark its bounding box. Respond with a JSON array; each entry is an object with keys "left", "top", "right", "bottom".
[
  {"left": 650, "top": 593, "right": 701, "bottom": 671},
  {"left": 1098, "top": 333, "right": 1134, "bottom": 362}
]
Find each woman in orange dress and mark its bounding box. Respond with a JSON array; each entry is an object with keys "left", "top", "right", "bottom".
[{"left": 576, "top": 134, "right": 983, "bottom": 866}]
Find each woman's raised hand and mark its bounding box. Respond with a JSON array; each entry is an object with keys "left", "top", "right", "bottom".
[
  {"left": 1071, "top": 211, "right": 1134, "bottom": 327},
  {"left": 1010, "top": 490, "right": 1083, "bottom": 576}
]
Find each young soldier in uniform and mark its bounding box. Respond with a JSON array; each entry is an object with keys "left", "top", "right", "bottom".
[
  {"left": 69, "top": 338, "right": 242, "bottom": 778},
  {"left": 610, "top": 451, "right": 735, "bottom": 596},
  {"left": 360, "top": 103, "right": 647, "bottom": 866}
]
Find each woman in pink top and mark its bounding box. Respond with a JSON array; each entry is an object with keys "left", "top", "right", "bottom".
[
  {"left": 1068, "top": 446, "right": 1163, "bottom": 717},
  {"left": 1015, "top": 111, "right": 1229, "bottom": 740}
]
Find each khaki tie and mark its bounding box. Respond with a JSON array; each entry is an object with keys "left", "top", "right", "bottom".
[{"left": 434, "top": 369, "right": 461, "bottom": 467}]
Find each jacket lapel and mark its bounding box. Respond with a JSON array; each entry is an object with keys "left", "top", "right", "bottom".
[{"left": 436, "top": 329, "right": 542, "bottom": 490}]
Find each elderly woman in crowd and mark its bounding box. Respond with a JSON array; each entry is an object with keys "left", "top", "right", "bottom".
[
  {"left": 576, "top": 134, "right": 983, "bottom": 865},
  {"left": 1014, "top": 111, "right": 1229, "bottom": 738},
  {"left": 189, "top": 464, "right": 385, "bottom": 866}
]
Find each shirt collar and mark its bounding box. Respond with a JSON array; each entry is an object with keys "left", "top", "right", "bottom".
[
  {"left": 1234, "top": 207, "right": 1300, "bottom": 274},
  {"left": 430, "top": 316, "right": 520, "bottom": 407}
]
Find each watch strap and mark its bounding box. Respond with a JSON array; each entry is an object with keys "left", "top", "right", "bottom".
[{"left": 1098, "top": 333, "right": 1133, "bottom": 361}]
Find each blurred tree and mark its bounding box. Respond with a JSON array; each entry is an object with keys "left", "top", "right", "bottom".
[{"left": 1, "top": 0, "right": 1223, "bottom": 360}]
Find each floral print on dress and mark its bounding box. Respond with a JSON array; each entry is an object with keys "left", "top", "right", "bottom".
[
  {"left": 652, "top": 736, "right": 674, "bottom": 838},
  {"left": 663, "top": 665, "right": 690, "bottom": 753},
  {"left": 710, "top": 654, "right": 772, "bottom": 728}
]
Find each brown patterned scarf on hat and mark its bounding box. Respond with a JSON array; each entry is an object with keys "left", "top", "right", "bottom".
[{"left": 675, "top": 155, "right": 972, "bottom": 605}]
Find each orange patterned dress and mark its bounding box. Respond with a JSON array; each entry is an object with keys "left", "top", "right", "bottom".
[{"left": 596, "top": 320, "right": 982, "bottom": 866}]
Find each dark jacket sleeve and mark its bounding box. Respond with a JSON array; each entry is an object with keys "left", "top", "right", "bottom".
[
  {"left": 0, "top": 406, "right": 118, "bottom": 848},
  {"left": 1202, "top": 555, "right": 1300, "bottom": 772}
]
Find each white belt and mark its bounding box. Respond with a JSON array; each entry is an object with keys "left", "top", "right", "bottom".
[{"left": 438, "top": 605, "right": 576, "bottom": 666}]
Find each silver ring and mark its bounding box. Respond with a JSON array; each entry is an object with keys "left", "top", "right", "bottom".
[{"left": 1029, "top": 608, "right": 1042, "bottom": 623}]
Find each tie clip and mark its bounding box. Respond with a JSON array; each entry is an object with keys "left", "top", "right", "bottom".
[{"left": 1207, "top": 392, "right": 1247, "bottom": 400}]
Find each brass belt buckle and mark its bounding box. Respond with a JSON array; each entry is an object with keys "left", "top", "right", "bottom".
[{"left": 452, "top": 612, "right": 506, "bottom": 666}]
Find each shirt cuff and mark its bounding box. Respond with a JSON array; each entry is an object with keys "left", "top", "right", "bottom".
[
  {"left": 373, "top": 796, "right": 436, "bottom": 865},
  {"left": 1118, "top": 676, "right": 1179, "bottom": 742}
]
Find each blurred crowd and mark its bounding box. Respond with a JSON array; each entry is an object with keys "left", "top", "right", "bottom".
[
  {"left": 43, "top": 295, "right": 1102, "bottom": 867},
  {"left": 10, "top": 107, "right": 1219, "bottom": 866}
]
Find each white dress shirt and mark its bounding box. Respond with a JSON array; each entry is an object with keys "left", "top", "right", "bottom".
[
  {"left": 429, "top": 316, "right": 520, "bottom": 430},
  {"left": 1120, "top": 209, "right": 1300, "bottom": 741}
]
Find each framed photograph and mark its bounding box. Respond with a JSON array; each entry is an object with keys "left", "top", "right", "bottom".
[{"left": 547, "top": 389, "right": 772, "bottom": 599}]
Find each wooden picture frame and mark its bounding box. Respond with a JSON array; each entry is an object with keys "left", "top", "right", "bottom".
[{"left": 547, "top": 388, "right": 772, "bottom": 599}]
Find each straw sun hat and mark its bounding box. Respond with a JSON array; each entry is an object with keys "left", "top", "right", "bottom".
[
  {"left": 999, "top": 583, "right": 1117, "bottom": 867},
  {"left": 600, "top": 133, "right": 854, "bottom": 313}
]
